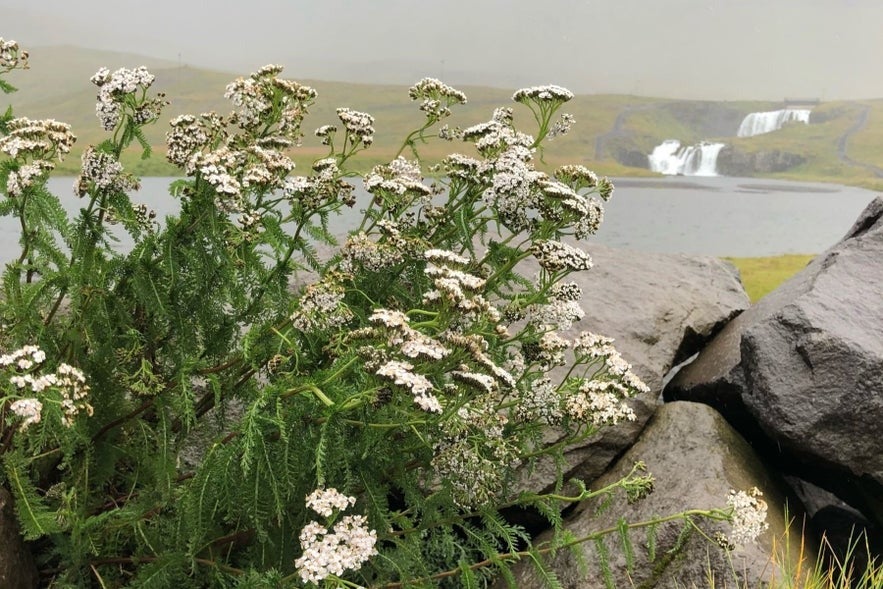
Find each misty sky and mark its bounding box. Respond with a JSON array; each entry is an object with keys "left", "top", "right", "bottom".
[{"left": 3, "top": 0, "right": 882, "bottom": 100}]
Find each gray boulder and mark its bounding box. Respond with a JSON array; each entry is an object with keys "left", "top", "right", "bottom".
[
  {"left": 0, "top": 488, "right": 39, "bottom": 589},
  {"left": 505, "top": 402, "right": 805, "bottom": 589},
  {"left": 667, "top": 197, "right": 883, "bottom": 522},
  {"left": 514, "top": 244, "right": 749, "bottom": 492}
]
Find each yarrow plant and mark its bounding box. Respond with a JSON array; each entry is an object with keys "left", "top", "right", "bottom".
[{"left": 0, "top": 38, "right": 768, "bottom": 588}]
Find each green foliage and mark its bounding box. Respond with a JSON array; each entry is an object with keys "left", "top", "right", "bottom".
[{"left": 0, "top": 38, "right": 758, "bottom": 588}]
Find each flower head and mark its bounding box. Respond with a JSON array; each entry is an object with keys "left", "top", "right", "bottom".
[
  {"left": 408, "top": 78, "right": 467, "bottom": 119},
  {"left": 0, "top": 38, "right": 28, "bottom": 73},
  {"left": 726, "top": 487, "right": 769, "bottom": 547},
  {"left": 91, "top": 66, "right": 162, "bottom": 130},
  {"left": 512, "top": 84, "right": 574, "bottom": 104},
  {"left": 337, "top": 107, "right": 375, "bottom": 147},
  {"left": 296, "top": 489, "right": 377, "bottom": 584}
]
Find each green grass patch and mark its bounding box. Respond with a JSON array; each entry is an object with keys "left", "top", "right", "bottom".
[{"left": 725, "top": 254, "right": 815, "bottom": 302}]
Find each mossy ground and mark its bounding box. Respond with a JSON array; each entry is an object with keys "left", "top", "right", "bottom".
[{"left": 725, "top": 254, "right": 815, "bottom": 302}]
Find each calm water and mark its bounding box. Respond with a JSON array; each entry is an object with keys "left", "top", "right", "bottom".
[{"left": 0, "top": 175, "right": 875, "bottom": 263}]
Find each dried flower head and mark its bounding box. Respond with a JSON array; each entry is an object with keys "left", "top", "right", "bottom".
[{"left": 0, "top": 38, "right": 29, "bottom": 73}]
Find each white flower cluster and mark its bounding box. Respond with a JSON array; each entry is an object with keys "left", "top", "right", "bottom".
[
  {"left": 314, "top": 124, "right": 337, "bottom": 145},
  {"left": 537, "top": 331, "right": 570, "bottom": 369},
  {"left": 240, "top": 145, "right": 294, "bottom": 190},
  {"left": 364, "top": 156, "right": 431, "bottom": 199},
  {"left": 408, "top": 77, "right": 468, "bottom": 119},
  {"left": 432, "top": 402, "right": 518, "bottom": 509},
  {"left": 337, "top": 107, "right": 375, "bottom": 147},
  {"left": 547, "top": 112, "right": 575, "bottom": 139},
  {"left": 133, "top": 203, "right": 157, "bottom": 232},
  {"left": 444, "top": 333, "right": 516, "bottom": 390},
  {"left": 284, "top": 158, "right": 356, "bottom": 210},
  {"left": 74, "top": 146, "right": 139, "bottom": 197},
  {"left": 423, "top": 250, "right": 501, "bottom": 325},
  {"left": 375, "top": 359, "right": 441, "bottom": 413},
  {"left": 305, "top": 487, "right": 356, "bottom": 517},
  {"left": 370, "top": 309, "right": 450, "bottom": 361},
  {"left": 464, "top": 118, "right": 535, "bottom": 158},
  {"left": 514, "top": 377, "right": 562, "bottom": 424},
  {"left": 90, "top": 66, "right": 158, "bottom": 131},
  {"left": 481, "top": 145, "right": 544, "bottom": 232},
  {"left": 9, "top": 398, "right": 42, "bottom": 430},
  {"left": 0, "top": 38, "right": 28, "bottom": 72},
  {"left": 6, "top": 161, "right": 53, "bottom": 197},
  {"left": 527, "top": 281, "right": 585, "bottom": 331},
  {"left": 555, "top": 164, "right": 599, "bottom": 191},
  {"left": 295, "top": 488, "right": 377, "bottom": 584},
  {"left": 340, "top": 232, "right": 404, "bottom": 273},
  {"left": 512, "top": 84, "right": 574, "bottom": 104},
  {"left": 565, "top": 380, "right": 636, "bottom": 426},
  {"left": 531, "top": 240, "right": 594, "bottom": 272},
  {"left": 0, "top": 345, "right": 46, "bottom": 369},
  {"left": 189, "top": 148, "right": 244, "bottom": 209},
  {"left": 166, "top": 112, "right": 226, "bottom": 169},
  {"left": 291, "top": 281, "right": 353, "bottom": 334},
  {"left": 726, "top": 487, "right": 769, "bottom": 547},
  {"left": 2, "top": 346, "right": 92, "bottom": 429},
  {"left": 442, "top": 153, "right": 482, "bottom": 181},
  {"left": 573, "top": 331, "right": 650, "bottom": 393},
  {"left": 225, "top": 65, "right": 317, "bottom": 137},
  {"left": 538, "top": 178, "right": 604, "bottom": 239},
  {"left": 0, "top": 117, "right": 75, "bottom": 161}
]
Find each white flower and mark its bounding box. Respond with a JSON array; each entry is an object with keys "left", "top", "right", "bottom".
[
  {"left": 0, "top": 118, "right": 75, "bottom": 161},
  {"left": 9, "top": 398, "right": 42, "bottom": 430},
  {"left": 305, "top": 487, "right": 356, "bottom": 517},
  {"left": 0, "top": 38, "right": 28, "bottom": 72},
  {"left": 408, "top": 78, "right": 467, "bottom": 119},
  {"left": 512, "top": 84, "right": 574, "bottom": 104},
  {"left": 566, "top": 380, "right": 636, "bottom": 425},
  {"left": 531, "top": 240, "right": 593, "bottom": 272},
  {"left": 337, "top": 107, "right": 375, "bottom": 146},
  {"left": 295, "top": 513, "right": 377, "bottom": 584},
  {"left": 726, "top": 487, "right": 769, "bottom": 547},
  {"left": 375, "top": 360, "right": 441, "bottom": 413}
]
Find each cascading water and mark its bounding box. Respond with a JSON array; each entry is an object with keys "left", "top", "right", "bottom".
[
  {"left": 737, "top": 109, "right": 811, "bottom": 137},
  {"left": 648, "top": 140, "right": 725, "bottom": 176}
]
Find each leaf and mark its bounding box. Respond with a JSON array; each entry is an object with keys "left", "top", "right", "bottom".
[{"left": 3, "top": 450, "right": 62, "bottom": 540}]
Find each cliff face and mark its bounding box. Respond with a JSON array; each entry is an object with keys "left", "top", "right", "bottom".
[{"left": 715, "top": 146, "right": 806, "bottom": 175}]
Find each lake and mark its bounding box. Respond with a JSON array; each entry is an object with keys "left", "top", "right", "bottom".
[{"left": 0, "top": 175, "right": 875, "bottom": 264}]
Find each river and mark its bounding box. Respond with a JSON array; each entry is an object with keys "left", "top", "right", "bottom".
[{"left": 0, "top": 175, "right": 875, "bottom": 263}]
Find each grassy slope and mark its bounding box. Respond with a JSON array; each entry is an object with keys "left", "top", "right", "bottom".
[
  {"left": 725, "top": 254, "right": 815, "bottom": 302},
  {"left": 4, "top": 46, "right": 883, "bottom": 188}
]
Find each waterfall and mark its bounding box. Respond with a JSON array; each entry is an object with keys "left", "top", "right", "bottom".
[
  {"left": 737, "top": 109, "right": 811, "bottom": 137},
  {"left": 648, "top": 140, "right": 725, "bottom": 177}
]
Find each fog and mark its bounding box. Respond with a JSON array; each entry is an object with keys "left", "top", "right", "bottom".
[{"left": 3, "top": 0, "right": 882, "bottom": 100}]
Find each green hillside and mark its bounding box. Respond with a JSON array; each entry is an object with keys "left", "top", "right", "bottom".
[{"left": 4, "top": 45, "right": 883, "bottom": 189}]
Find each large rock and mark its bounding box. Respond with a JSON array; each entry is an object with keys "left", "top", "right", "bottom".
[
  {"left": 667, "top": 198, "right": 883, "bottom": 524},
  {"left": 504, "top": 402, "right": 804, "bottom": 589},
  {"left": 559, "top": 244, "right": 749, "bottom": 394},
  {"left": 0, "top": 488, "right": 39, "bottom": 589},
  {"left": 513, "top": 245, "right": 749, "bottom": 493}
]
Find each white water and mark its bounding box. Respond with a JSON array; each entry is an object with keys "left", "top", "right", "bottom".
[
  {"left": 648, "top": 140, "right": 725, "bottom": 176},
  {"left": 737, "top": 109, "right": 811, "bottom": 137}
]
